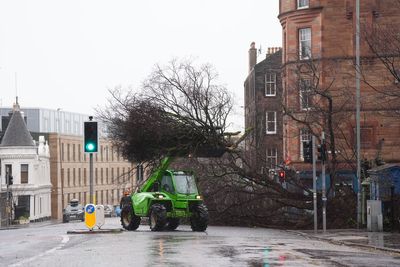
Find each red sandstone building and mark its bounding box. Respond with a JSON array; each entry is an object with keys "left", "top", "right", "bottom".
[{"left": 278, "top": 0, "right": 400, "bottom": 179}]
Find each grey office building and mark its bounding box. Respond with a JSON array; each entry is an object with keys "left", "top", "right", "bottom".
[{"left": 0, "top": 108, "right": 91, "bottom": 136}]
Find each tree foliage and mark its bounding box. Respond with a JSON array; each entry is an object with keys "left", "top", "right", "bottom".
[{"left": 97, "top": 59, "right": 233, "bottom": 162}]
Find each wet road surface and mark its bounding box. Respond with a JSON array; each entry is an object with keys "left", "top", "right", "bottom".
[{"left": 1, "top": 217, "right": 399, "bottom": 266}]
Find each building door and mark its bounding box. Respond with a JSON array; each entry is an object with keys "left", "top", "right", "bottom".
[{"left": 15, "top": 195, "right": 30, "bottom": 220}]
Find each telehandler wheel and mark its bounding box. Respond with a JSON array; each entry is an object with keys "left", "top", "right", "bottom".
[
  {"left": 149, "top": 203, "right": 167, "bottom": 231},
  {"left": 166, "top": 218, "right": 180, "bottom": 231},
  {"left": 121, "top": 205, "right": 141, "bottom": 231},
  {"left": 190, "top": 204, "right": 208, "bottom": 232}
]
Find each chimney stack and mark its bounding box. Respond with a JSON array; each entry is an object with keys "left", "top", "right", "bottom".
[
  {"left": 267, "top": 47, "right": 282, "bottom": 55},
  {"left": 248, "top": 42, "right": 257, "bottom": 73}
]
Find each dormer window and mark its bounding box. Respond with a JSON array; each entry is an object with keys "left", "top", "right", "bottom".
[{"left": 298, "top": 0, "right": 309, "bottom": 9}]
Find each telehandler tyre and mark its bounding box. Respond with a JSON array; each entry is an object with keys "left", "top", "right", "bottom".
[
  {"left": 121, "top": 205, "right": 141, "bottom": 231},
  {"left": 149, "top": 203, "right": 167, "bottom": 231},
  {"left": 190, "top": 204, "right": 208, "bottom": 232}
]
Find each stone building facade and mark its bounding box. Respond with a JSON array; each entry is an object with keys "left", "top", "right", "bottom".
[
  {"left": 278, "top": 0, "right": 400, "bottom": 173},
  {"left": 0, "top": 103, "right": 52, "bottom": 222},
  {"left": 244, "top": 42, "right": 283, "bottom": 172},
  {"left": 49, "top": 133, "right": 135, "bottom": 220}
]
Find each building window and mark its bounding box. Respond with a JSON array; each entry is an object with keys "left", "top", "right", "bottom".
[
  {"left": 300, "top": 128, "right": 311, "bottom": 158},
  {"left": 265, "top": 73, "right": 276, "bottom": 96},
  {"left": 299, "top": 28, "right": 311, "bottom": 59},
  {"left": 83, "top": 168, "right": 87, "bottom": 186},
  {"left": 73, "top": 144, "right": 76, "bottom": 161},
  {"left": 67, "top": 144, "right": 70, "bottom": 161},
  {"left": 266, "top": 111, "right": 277, "bottom": 134},
  {"left": 266, "top": 148, "right": 278, "bottom": 169},
  {"left": 299, "top": 79, "right": 313, "bottom": 110},
  {"left": 297, "top": 0, "right": 309, "bottom": 9},
  {"left": 67, "top": 168, "right": 70, "bottom": 187},
  {"left": 78, "top": 168, "right": 81, "bottom": 186},
  {"left": 73, "top": 168, "right": 76, "bottom": 186},
  {"left": 61, "top": 143, "right": 65, "bottom": 161},
  {"left": 78, "top": 144, "right": 81, "bottom": 161}
]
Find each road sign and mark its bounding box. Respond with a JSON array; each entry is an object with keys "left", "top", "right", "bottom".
[
  {"left": 95, "top": 205, "right": 105, "bottom": 229},
  {"left": 85, "top": 204, "right": 96, "bottom": 230}
]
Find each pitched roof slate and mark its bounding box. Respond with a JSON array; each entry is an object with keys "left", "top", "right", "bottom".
[{"left": 0, "top": 110, "right": 35, "bottom": 147}]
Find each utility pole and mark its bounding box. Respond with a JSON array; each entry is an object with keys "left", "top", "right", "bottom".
[
  {"left": 312, "top": 136, "right": 318, "bottom": 233},
  {"left": 355, "top": 0, "right": 362, "bottom": 228}
]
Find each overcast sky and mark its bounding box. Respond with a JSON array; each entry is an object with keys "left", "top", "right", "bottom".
[{"left": 0, "top": 0, "right": 281, "bottom": 131}]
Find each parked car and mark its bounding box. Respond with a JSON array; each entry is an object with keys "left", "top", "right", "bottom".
[
  {"left": 63, "top": 199, "right": 84, "bottom": 223},
  {"left": 104, "top": 205, "right": 114, "bottom": 217}
]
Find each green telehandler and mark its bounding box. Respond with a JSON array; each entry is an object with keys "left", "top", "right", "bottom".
[{"left": 120, "top": 157, "right": 208, "bottom": 231}]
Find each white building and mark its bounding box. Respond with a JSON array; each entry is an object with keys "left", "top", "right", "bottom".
[{"left": 0, "top": 102, "right": 52, "bottom": 222}]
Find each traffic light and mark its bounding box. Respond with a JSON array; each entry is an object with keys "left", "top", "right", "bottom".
[
  {"left": 84, "top": 121, "right": 98, "bottom": 153},
  {"left": 303, "top": 140, "right": 313, "bottom": 163},
  {"left": 317, "top": 143, "right": 327, "bottom": 163},
  {"left": 278, "top": 170, "right": 286, "bottom": 183}
]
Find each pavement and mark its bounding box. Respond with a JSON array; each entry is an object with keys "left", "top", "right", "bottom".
[
  {"left": 295, "top": 229, "right": 400, "bottom": 254},
  {"left": 0, "top": 219, "right": 60, "bottom": 230}
]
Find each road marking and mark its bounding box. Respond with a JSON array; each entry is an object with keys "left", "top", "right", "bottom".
[{"left": 9, "top": 235, "right": 70, "bottom": 267}]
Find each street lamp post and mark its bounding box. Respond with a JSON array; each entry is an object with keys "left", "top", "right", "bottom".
[
  {"left": 355, "top": 0, "right": 362, "bottom": 227},
  {"left": 57, "top": 108, "right": 64, "bottom": 216}
]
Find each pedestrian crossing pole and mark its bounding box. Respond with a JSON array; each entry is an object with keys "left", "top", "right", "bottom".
[
  {"left": 84, "top": 116, "right": 98, "bottom": 205},
  {"left": 312, "top": 135, "right": 318, "bottom": 233},
  {"left": 90, "top": 153, "right": 94, "bottom": 204}
]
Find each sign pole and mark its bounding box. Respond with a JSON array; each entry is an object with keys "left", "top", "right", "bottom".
[
  {"left": 6, "top": 174, "right": 10, "bottom": 226},
  {"left": 90, "top": 153, "right": 94, "bottom": 204}
]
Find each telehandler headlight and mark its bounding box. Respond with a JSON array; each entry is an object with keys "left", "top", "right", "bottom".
[{"left": 196, "top": 195, "right": 202, "bottom": 200}]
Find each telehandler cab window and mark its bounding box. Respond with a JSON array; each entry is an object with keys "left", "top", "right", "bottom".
[
  {"left": 161, "top": 175, "right": 174, "bottom": 193},
  {"left": 173, "top": 174, "right": 198, "bottom": 194}
]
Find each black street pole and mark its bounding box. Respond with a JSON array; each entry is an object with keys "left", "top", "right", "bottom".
[
  {"left": 90, "top": 153, "right": 94, "bottom": 204},
  {"left": 312, "top": 136, "right": 318, "bottom": 233}
]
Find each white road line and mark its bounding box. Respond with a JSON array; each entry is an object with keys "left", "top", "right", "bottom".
[{"left": 9, "top": 235, "right": 70, "bottom": 267}]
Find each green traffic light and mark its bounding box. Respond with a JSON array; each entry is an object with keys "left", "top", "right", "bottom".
[{"left": 86, "top": 143, "right": 96, "bottom": 152}]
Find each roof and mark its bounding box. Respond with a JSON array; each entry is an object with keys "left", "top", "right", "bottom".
[{"left": 0, "top": 108, "right": 35, "bottom": 147}]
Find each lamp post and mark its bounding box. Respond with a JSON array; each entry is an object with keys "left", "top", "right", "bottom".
[
  {"left": 57, "top": 108, "right": 64, "bottom": 217},
  {"left": 355, "top": 0, "right": 362, "bottom": 228}
]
